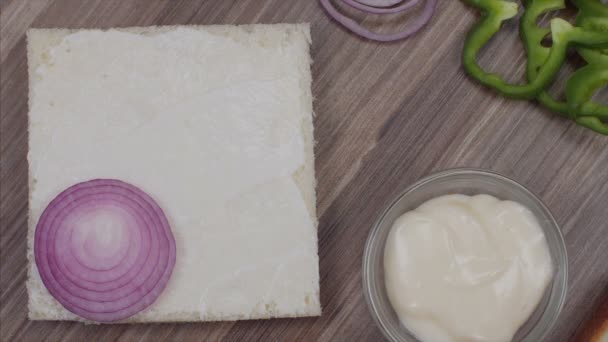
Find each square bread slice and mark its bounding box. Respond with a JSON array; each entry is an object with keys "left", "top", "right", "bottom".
[{"left": 27, "top": 24, "right": 320, "bottom": 322}]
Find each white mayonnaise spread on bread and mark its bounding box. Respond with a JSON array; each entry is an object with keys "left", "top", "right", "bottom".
[{"left": 28, "top": 26, "right": 320, "bottom": 322}]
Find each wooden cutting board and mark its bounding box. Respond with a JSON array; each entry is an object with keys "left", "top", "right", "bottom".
[{"left": 1, "top": 0, "right": 607, "bottom": 341}]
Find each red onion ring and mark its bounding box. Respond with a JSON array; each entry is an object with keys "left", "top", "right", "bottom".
[
  {"left": 34, "top": 179, "right": 176, "bottom": 322},
  {"left": 355, "top": 0, "right": 403, "bottom": 6},
  {"left": 342, "top": 0, "right": 421, "bottom": 14},
  {"left": 320, "top": 0, "right": 437, "bottom": 42}
]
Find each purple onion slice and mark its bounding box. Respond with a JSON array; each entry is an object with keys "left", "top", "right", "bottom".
[
  {"left": 34, "top": 179, "right": 176, "bottom": 322},
  {"left": 320, "top": 0, "right": 438, "bottom": 42},
  {"left": 343, "top": 0, "right": 421, "bottom": 14}
]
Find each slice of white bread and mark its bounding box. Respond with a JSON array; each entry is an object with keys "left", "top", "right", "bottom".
[{"left": 27, "top": 24, "right": 320, "bottom": 322}]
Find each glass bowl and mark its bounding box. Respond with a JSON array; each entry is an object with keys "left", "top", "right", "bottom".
[{"left": 362, "top": 168, "right": 568, "bottom": 342}]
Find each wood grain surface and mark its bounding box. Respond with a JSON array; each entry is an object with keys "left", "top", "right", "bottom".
[{"left": 1, "top": 0, "right": 607, "bottom": 341}]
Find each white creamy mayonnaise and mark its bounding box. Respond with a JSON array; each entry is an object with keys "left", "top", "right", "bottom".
[{"left": 384, "top": 194, "right": 553, "bottom": 342}]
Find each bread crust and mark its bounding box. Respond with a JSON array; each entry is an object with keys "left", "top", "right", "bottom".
[{"left": 27, "top": 24, "right": 319, "bottom": 323}]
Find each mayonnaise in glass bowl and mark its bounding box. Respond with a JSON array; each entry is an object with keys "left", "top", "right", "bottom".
[{"left": 362, "top": 168, "right": 568, "bottom": 342}]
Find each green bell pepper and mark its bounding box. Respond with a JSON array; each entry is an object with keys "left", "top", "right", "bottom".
[
  {"left": 566, "top": 64, "right": 608, "bottom": 118},
  {"left": 520, "top": 0, "right": 568, "bottom": 114},
  {"left": 576, "top": 116, "right": 608, "bottom": 135},
  {"left": 518, "top": 0, "right": 608, "bottom": 135},
  {"left": 569, "top": 8, "right": 608, "bottom": 134},
  {"left": 571, "top": 0, "right": 608, "bottom": 17},
  {"left": 575, "top": 14, "right": 608, "bottom": 65},
  {"left": 462, "top": 0, "right": 608, "bottom": 99},
  {"left": 566, "top": 63, "right": 608, "bottom": 135}
]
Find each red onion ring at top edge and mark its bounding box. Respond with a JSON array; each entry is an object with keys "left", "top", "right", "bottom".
[
  {"left": 34, "top": 179, "right": 175, "bottom": 322},
  {"left": 320, "top": 0, "right": 438, "bottom": 42},
  {"left": 342, "top": 0, "right": 421, "bottom": 14},
  {"left": 356, "top": 0, "right": 403, "bottom": 6}
]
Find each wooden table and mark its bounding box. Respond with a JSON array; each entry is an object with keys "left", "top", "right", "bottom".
[{"left": 2, "top": 1, "right": 607, "bottom": 341}]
